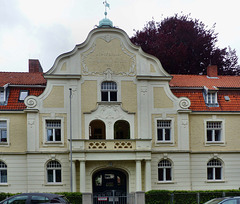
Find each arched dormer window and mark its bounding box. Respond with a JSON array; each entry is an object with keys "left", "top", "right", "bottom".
[
  {"left": 89, "top": 120, "right": 106, "bottom": 139},
  {"left": 114, "top": 120, "right": 130, "bottom": 139},
  {"left": 101, "top": 81, "right": 117, "bottom": 102}
]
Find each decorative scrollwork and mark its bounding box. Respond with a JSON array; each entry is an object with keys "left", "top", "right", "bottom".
[
  {"left": 25, "top": 96, "right": 37, "bottom": 108},
  {"left": 179, "top": 97, "right": 191, "bottom": 109}
]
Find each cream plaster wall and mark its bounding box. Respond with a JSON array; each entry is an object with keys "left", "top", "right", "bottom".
[
  {"left": 151, "top": 114, "right": 178, "bottom": 148},
  {"left": 190, "top": 114, "right": 240, "bottom": 152},
  {"left": 191, "top": 153, "right": 240, "bottom": 190},
  {"left": 153, "top": 87, "right": 173, "bottom": 108},
  {"left": 0, "top": 114, "right": 27, "bottom": 152},
  {"left": 39, "top": 113, "right": 68, "bottom": 149},
  {"left": 151, "top": 153, "right": 191, "bottom": 190},
  {"left": 121, "top": 81, "right": 138, "bottom": 139},
  {"left": 82, "top": 38, "right": 136, "bottom": 75},
  {"left": 81, "top": 80, "right": 97, "bottom": 139},
  {"left": 43, "top": 86, "right": 64, "bottom": 108},
  {"left": 25, "top": 154, "right": 70, "bottom": 193}
]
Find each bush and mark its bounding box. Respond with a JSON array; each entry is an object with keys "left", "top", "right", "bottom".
[{"left": 146, "top": 190, "right": 240, "bottom": 204}]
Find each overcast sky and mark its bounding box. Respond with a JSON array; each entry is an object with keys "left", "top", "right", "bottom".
[{"left": 0, "top": 0, "right": 239, "bottom": 72}]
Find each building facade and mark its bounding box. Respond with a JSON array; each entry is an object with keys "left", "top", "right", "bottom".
[{"left": 0, "top": 25, "right": 240, "bottom": 197}]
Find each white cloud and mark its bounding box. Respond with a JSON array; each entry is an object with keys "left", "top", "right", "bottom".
[{"left": 0, "top": 0, "right": 239, "bottom": 72}]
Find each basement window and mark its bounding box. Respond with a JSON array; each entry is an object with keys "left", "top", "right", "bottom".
[{"left": 19, "top": 90, "right": 29, "bottom": 101}]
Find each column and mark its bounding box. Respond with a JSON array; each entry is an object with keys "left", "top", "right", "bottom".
[
  {"left": 72, "top": 161, "right": 76, "bottom": 192},
  {"left": 136, "top": 160, "right": 142, "bottom": 191},
  {"left": 145, "top": 160, "right": 151, "bottom": 192},
  {"left": 80, "top": 161, "right": 86, "bottom": 193}
]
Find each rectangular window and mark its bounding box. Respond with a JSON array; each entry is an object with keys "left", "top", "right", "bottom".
[
  {"left": 157, "top": 120, "right": 171, "bottom": 142},
  {"left": 46, "top": 120, "right": 61, "bottom": 142},
  {"left": 0, "top": 121, "right": 7, "bottom": 143},
  {"left": 205, "top": 92, "right": 218, "bottom": 107},
  {"left": 101, "top": 81, "right": 117, "bottom": 102},
  {"left": 207, "top": 122, "right": 222, "bottom": 142},
  {"left": 19, "top": 90, "right": 29, "bottom": 101}
]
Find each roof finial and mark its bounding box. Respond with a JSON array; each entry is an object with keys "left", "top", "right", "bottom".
[
  {"left": 103, "top": 0, "right": 110, "bottom": 19},
  {"left": 99, "top": 0, "right": 113, "bottom": 27}
]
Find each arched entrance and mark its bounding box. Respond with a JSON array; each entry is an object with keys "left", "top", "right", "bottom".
[{"left": 93, "top": 169, "right": 127, "bottom": 203}]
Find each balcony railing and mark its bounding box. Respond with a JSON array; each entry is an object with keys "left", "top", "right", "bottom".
[{"left": 71, "top": 139, "right": 151, "bottom": 151}]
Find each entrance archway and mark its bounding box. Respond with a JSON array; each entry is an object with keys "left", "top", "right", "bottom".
[{"left": 92, "top": 169, "right": 127, "bottom": 196}]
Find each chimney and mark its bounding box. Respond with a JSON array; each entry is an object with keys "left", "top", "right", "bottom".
[
  {"left": 207, "top": 65, "right": 218, "bottom": 77},
  {"left": 29, "top": 59, "right": 43, "bottom": 73}
]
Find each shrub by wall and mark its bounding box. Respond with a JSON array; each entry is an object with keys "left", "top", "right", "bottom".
[{"left": 146, "top": 190, "right": 240, "bottom": 204}]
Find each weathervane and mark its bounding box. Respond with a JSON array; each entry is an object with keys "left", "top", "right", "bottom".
[{"left": 103, "top": 0, "right": 110, "bottom": 19}]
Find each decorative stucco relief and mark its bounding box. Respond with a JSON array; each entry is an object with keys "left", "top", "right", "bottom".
[
  {"left": 25, "top": 96, "right": 38, "bottom": 108},
  {"left": 81, "top": 35, "right": 136, "bottom": 76},
  {"left": 179, "top": 97, "right": 191, "bottom": 109}
]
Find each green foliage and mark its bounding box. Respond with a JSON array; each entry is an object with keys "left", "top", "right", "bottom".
[
  {"left": 54, "top": 192, "right": 82, "bottom": 204},
  {"left": 146, "top": 190, "right": 240, "bottom": 204},
  {"left": 131, "top": 14, "right": 240, "bottom": 75},
  {"left": 146, "top": 190, "right": 171, "bottom": 204}
]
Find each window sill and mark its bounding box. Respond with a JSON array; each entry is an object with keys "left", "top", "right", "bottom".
[
  {"left": 157, "top": 181, "right": 175, "bottom": 184},
  {"left": 0, "top": 142, "right": 9, "bottom": 146},
  {"left": 205, "top": 142, "right": 225, "bottom": 146},
  {"left": 98, "top": 101, "right": 121, "bottom": 105},
  {"left": 45, "top": 183, "right": 64, "bottom": 186},
  {"left": 43, "top": 142, "right": 63, "bottom": 146},
  {"left": 155, "top": 142, "right": 174, "bottom": 146},
  {"left": 0, "top": 183, "right": 8, "bottom": 186},
  {"left": 205, "top": 180, "right": 225, "bottom": 183}
]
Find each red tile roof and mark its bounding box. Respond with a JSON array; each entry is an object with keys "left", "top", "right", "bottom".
[
  {"left": 172, "top": 89, "right": 240, "bottom": 111},
  {"left": 0, "top": 87, "right": 45, "bottom": 111},
  {"left": 0, "top": 72, "right": 46, "bottom": 111},
  {"left": 170, "top": 74, "right": 240, "bottom": 90},
  {"left": 0, "top": 72, "right": 46, "bottom": 86}
]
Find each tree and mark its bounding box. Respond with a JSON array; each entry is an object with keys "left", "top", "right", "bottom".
[{"left": 131, "top": 14, "right": 239, "bottom": 75}]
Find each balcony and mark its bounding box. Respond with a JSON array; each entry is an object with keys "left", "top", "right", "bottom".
[{"left": 71, "top": 139, "right": 152, "bottom": 151}]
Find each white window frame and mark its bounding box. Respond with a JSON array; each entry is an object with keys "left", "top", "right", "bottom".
[
  {"left": 101, "top": 81, "right": 118, "bottom": 102},
  {"left": 0, "top": 119, "right": 9, "bottom": 146},
  {"left": 155, "top": 118, "right": 174, "bottom": 144},
  {"left": 0, "top": 161, "right": 7, "bottom": 184},
  {"left": 204, "top": 118, "right": 225, "bottom": 145},
  {"left": 207, "top": 159, "right": 223, "bottom": 181},
  {"left": 0, "top": 90, "right": 5, "bottom": 103},
  {"left": 207, "top": 92, "right": 217, "bottom": 104},
  {"left": 43, "top": 118, "right": 64, "bottom": 146},
  {"left": 46, "top": 160, "right": 62, "bottom": 184},
  {"left": 158, "top": 159, "right": 172, "bottom": 182}
]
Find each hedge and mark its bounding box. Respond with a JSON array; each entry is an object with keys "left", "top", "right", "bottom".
[{"left": 146, "top": 190, "right": 240, "bottom": 204}]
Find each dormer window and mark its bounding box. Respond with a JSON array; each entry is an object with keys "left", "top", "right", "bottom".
[
  {"left": 0, "top": 91, "right": 4, "bottom": 103},
  {"left": 203, "top": 87, "right": 218, "bottom": 107},
  {"left": 19, "top": 90, "right": 29, "bottom": 101},
  {"left": 207, "top": 92, "right": 217, "bottom": 105},
  {"left": 101, "top": 81, "right": 117, "bottom": 102}
]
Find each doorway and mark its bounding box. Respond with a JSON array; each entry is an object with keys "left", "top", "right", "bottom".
[{"left": 93, "top": 169, "right": 127, "bottom": 203}]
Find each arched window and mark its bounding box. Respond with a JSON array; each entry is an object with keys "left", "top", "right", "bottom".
[
  {"left": 46, "top": 161, "right": 62, "bottom": 183},
  {"left": 114, "top": 120, "right": 130, "bottom": 139},
  {"left": 101, "top": 81, "right": 117, "bottom": 102},
  {"left": 207, "top": 159, "right": 222, "bottom": 180},
  {"left": 89, "top": 120, "right": 106, "bottom": 139},
  {"left": 158, "top": 159, "right": 172, "bottom": 182},
  {"left": 0, "top": 161, "right": 7, "bottom": 183}
]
